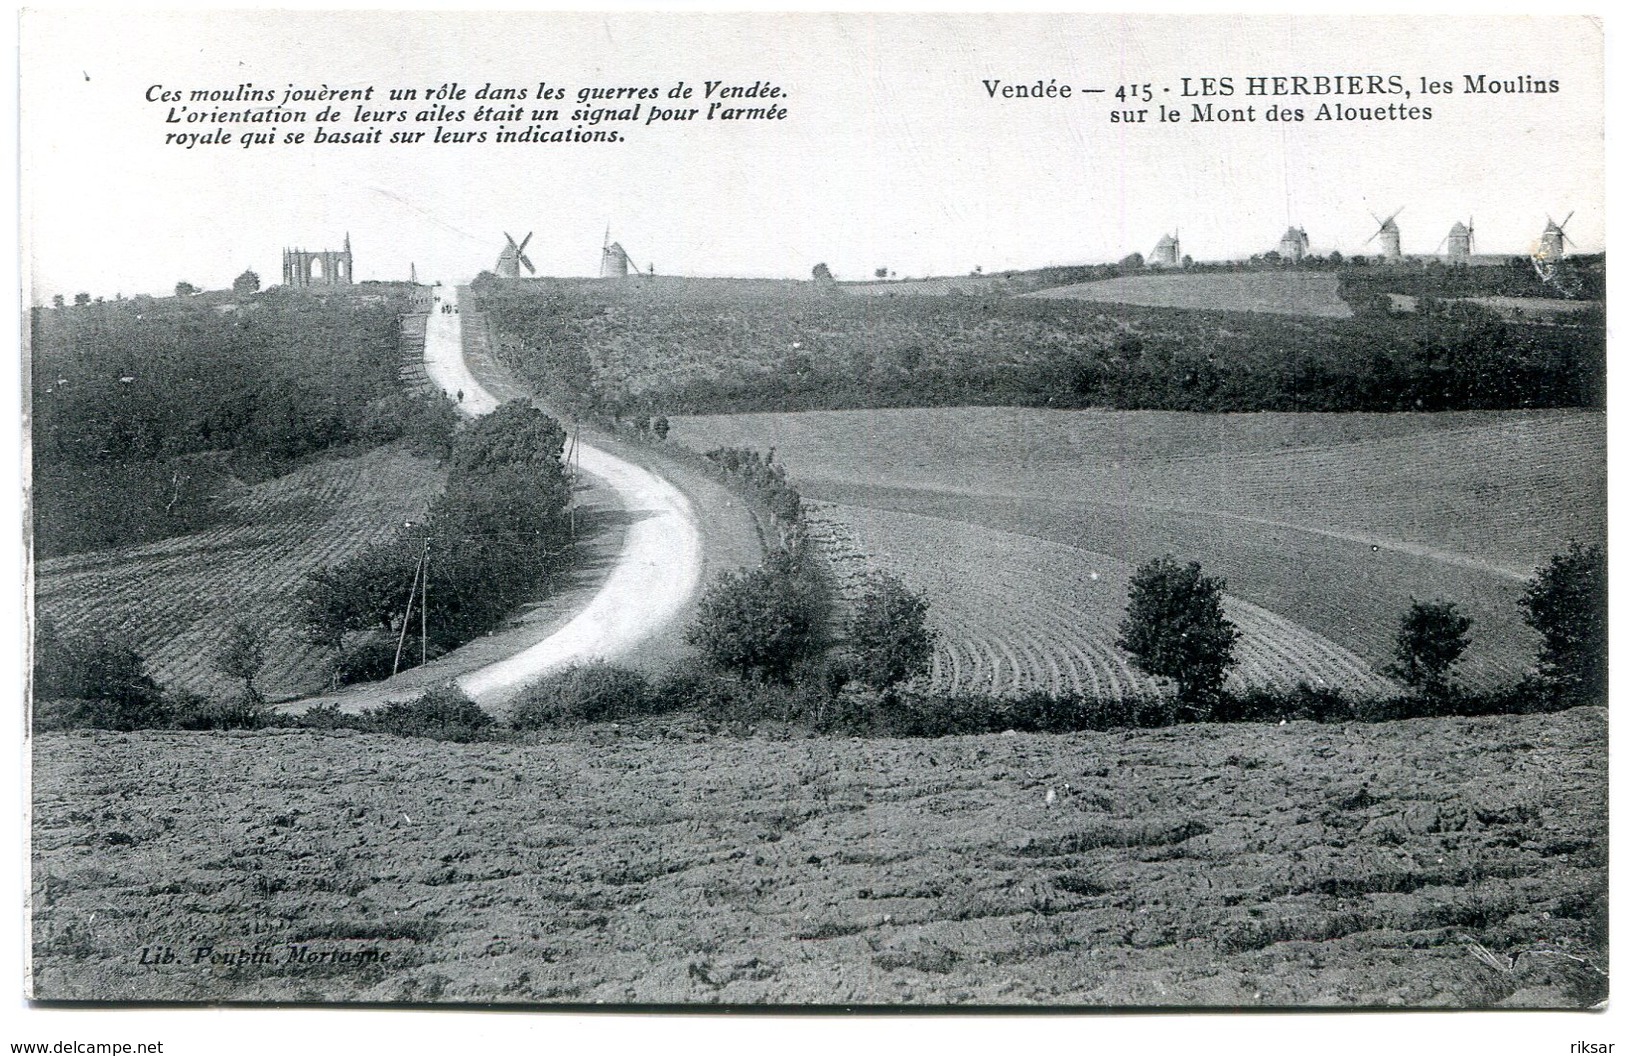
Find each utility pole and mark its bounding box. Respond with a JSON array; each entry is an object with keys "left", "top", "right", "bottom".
[
  {"left": 421, "top": 537, "right": 430, "bottom": 667},
  {"left": 392, "top": 545, "right": 425, "bottom": 678},
  {"left": 567, "top": 420, "right": 580, "bottom": 541}
]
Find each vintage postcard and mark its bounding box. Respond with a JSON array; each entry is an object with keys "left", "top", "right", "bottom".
[{"left": 19, "top": 9, "right": 1606, "bottom": 1025}]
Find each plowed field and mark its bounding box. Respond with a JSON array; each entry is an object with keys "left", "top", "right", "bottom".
[
  {"left": 33, "top": 447, "right": 447, "bottom": 701},
  {"left": 30, "top": 707, "right": 1606, "bottom": 1006},
  {"left": 675, "top": 409, "right": 1604, "bottom": 696}
]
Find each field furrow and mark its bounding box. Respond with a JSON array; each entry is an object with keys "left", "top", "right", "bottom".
[
  {"left": 35, "top": 447, "right": 447, "bottom": 700},
  {"left": 807, "top": 501, "right": 1392, "bottom": 700}
]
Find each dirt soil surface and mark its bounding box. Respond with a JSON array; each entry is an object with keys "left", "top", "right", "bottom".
[{"left": 30, "top": 708, "right": 1605, "bottom": 1007}]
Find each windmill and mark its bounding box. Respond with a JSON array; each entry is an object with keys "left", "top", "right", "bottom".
[
  {"left": 496, "top": 231, "right": 535, "bottom": 279},
  {"left": 1437, "top": 218, "right": 1474, "bottom": 264},
  {"left": 1364, "top": 207, "right": 1404, "bottom": 262},
  {"left": 1537, "top": 212, "right": 1576, "bottom": 264},
  {"left": 599, "top": 226, "right": 643, "bottom": 279},
  {"left": 1149, "top": 229, "right": 1181, "bottom": 268},
  {"left": 1532, "top": 212, "right": 1582, "bottom": 294},
  {"left": 1277, "top": 226, "right": 1309, "bottom": 262}
]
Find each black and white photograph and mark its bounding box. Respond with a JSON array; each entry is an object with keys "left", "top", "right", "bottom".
[{"left": 14, "top": 7, "right": 1610, "bottom": 1046}]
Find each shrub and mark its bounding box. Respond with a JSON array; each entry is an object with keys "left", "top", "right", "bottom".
[
  {"left": 1216, "top": 683, "right": 1355, "bottom": 724},
  {"left": 294, "top": 702, "right": 370, "bottom": 731},
  {"left": 32, "top": 634, "right": 170, "bottom": 731},
  {"left": 370, "top": 685, "right": 495, "bottom": 742},
  {"left": 651, "top": 657, "right": 749, "bottom": 717},
  {"left": 450, "top": 400, "right": 567, "bottom": 477},
  {"left": 171, "top": 690, "right": 273, "bottom": 731},
  {"left": 845, "top": 571, "right": 937, "bottom": 691},
  {"left": 334, "top": 637, "right": 420, "bottom": 686},
  {"left": 685, "top": 564, "right": 820, "bottom": 682},
  {"left": 359, "top": 392, "right": 459, "bottom": 458},
  {"left": 510, "top": 662, "right": 652, "bottom": 728},
  {"left": 816, "top": 682, "right": 893, "bottom": 734}
]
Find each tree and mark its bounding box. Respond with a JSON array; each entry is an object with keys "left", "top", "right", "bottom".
[
  {"left": 451, "top": 400, "right": 568, "bottom": 477},
  {"left": 51, "top": 294, "right": 64, "bottom": 309},
  {"left": 233, "top": 269, "right": 261, "bottom": 296},
  {"left": 1117, "top": 556, "right": 1240, "bottom": 716},
  {"left": 1386, "top": 600, "right": 1472, "bottom": 695},
  {"left": 216, "top": 617, "right": 269, "bottom": 702},
  {"left": 1521, "top": 542, "right": 1606, "bottom": 705},
  {"left": 175, "top": 281, "right": 197, "bottom": 297},
  {"left": 846, "top": 571, "right": 937, "bottom": 691},
  {"left": 874, "top": 267, "right": 889, "bottom": 279},
  {"left": 73, "top": 293, "right": 90, "bottom": 306},
  {"left": 812, "top": 262, "right": 834, "bottom": 281},
  {"left": 685, "top": 565, "right": 819, "bottom": 682},
  {"left": 1119, "top": 252, "right": 1145, "bottom": 271}
]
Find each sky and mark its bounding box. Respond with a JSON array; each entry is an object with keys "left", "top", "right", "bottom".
[{"left": 19, "top": 12, "right": 1605, "bottom": 300}]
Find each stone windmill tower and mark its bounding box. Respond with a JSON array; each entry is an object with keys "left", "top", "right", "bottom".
[
  {"left": 1440, "top": 219, "right": 1474, "bottom": 264},
  {"left": 1538, "top": 212, "right": 1576, "bottom": 263},
  {"left": 1149, "top": 230, "right": 1182, "bottom": 267},
  {"left": 1364, "top": 208, "right": 1404, "bottom": 262},
  {"left": 1277, "top": 226, "right": 1309, "bottom": 262},
  {"left": 600, "top": 231, "right": 631, "bottom": 278}
]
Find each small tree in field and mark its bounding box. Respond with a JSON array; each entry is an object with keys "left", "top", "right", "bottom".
[
  {"left": 175, "top": 281, "right": 197, "bottom": 297},
  {"left": 1117, "top": 556, "right": 1239, "bottom": 717},
  {"left": 1386, "top": 600, "right": 1472, "bottom": 696},
  {"left": 686, "top": 565, "right": 818, "bottom": 682},
  {"left": 1521, "top": 542, "right": 1606, "bottom": 705},
  {"left": 846, "top": 572, "right": 937, "bottom": 692},
  {"left": 233, "top": 269, "right": 261, "bottom": 296},
  {"left": 216, "top": 618, "right": 269, "bottom": 704}
]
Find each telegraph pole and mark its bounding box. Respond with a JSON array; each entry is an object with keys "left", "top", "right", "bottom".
[
  {"left": 421, "top": 537, "right": 430, "bottom": 667},
  {"left": 393, "top": 545, "right": 424, "bottom": 678},
  {"left": 568, "top": 419, "right": 580, "bottom": 541}
]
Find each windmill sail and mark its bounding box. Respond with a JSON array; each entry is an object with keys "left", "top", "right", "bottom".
[{"left": 496, "top": 231, "right": 536, "bottom": 278}]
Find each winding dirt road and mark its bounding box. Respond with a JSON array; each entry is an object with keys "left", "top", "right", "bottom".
[{"left": 420, "top": 287, "right": 703, "bottom": 707}]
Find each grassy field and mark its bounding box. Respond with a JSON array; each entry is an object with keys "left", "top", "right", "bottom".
[
  {"left": 34, "top": 446, "right": 447, "bottom": 702},
  {"left": 479, "top": 272, "right": 1602, "bottom": 418},
  {"left": 839, "top": 276, "right": 1019, "bottom": 297},
  {"left": 1027, "top": 272, "right": 1353, "bottom": 317},
  {"left": 31, "top": 707, "right": 1606, "bottom": 1005},
  {"left": 673, "top": 408, "right": 1603, "bottom": 696}
]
